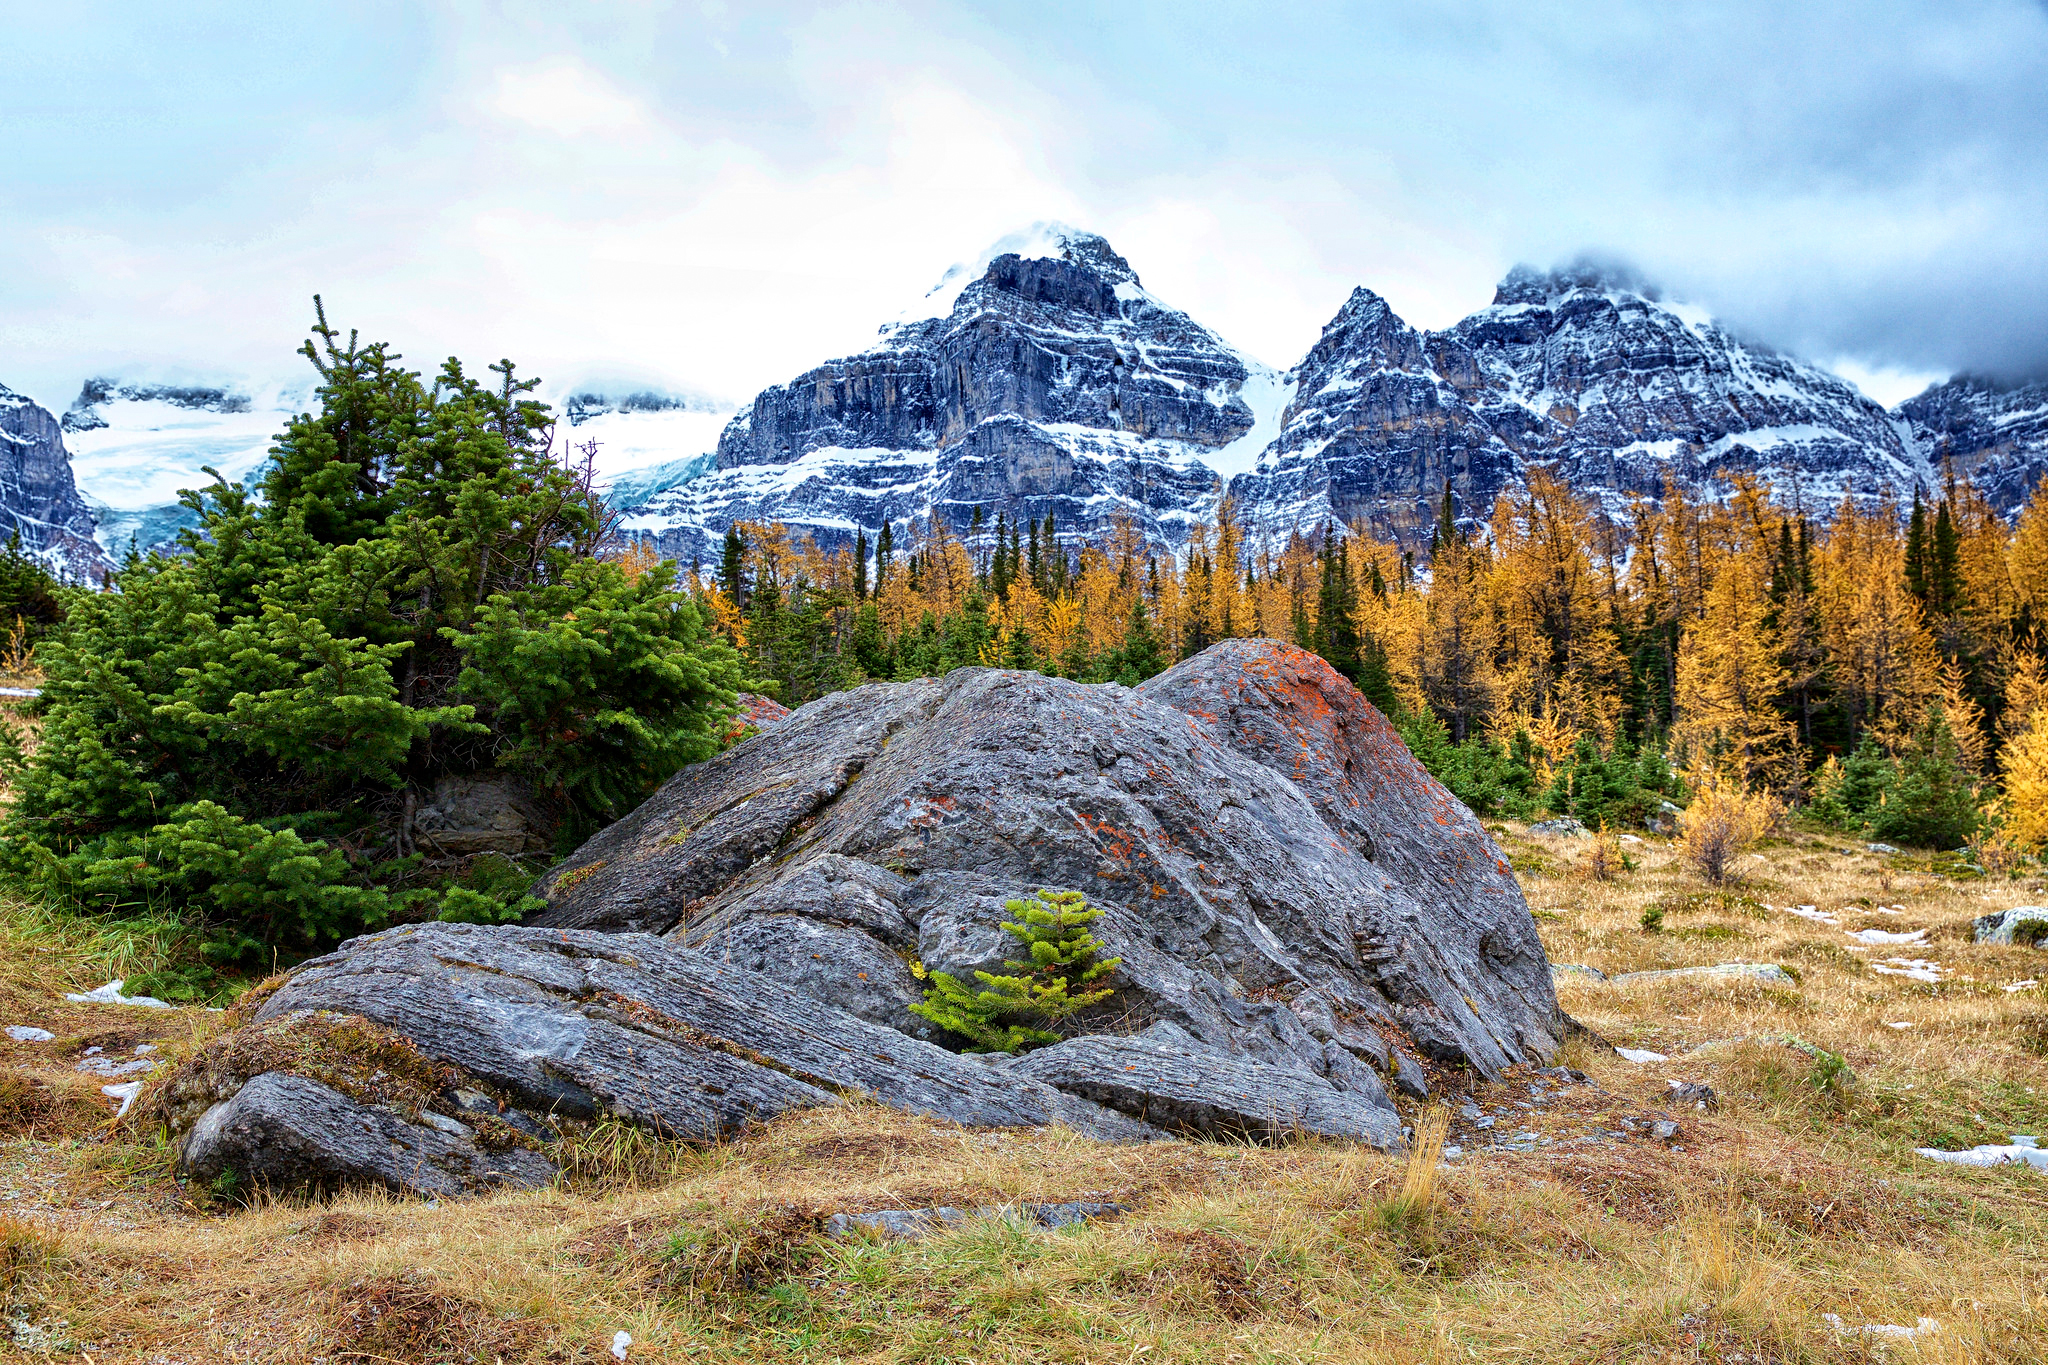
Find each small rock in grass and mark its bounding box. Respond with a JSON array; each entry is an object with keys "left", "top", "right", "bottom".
[
  {"left": 1866, "top": 842, "right": 1900, "bottom": 854},
  {"left": 5, "top": 1026, "right": 54, "bottom": 1042},
  {"left": 1610, "top": 963, "right": 1796, "bottom": 988},
  {"left": 1651, "top": 1119, "right": 1679, "bottom": 1141},
  {"left": 1529, "top": 818, "right": 1590, "bottom": 838},
  {"left": 1550, "top": 963, "right": 1607, "bottom": 982},
  {"left": 825, "top": 1201, "right": 1127, "bottom": 1241},
  {"left": 1615, "top": 1047, "right": 1668, "bottom": 1064},
  {"left": 1667, "top": 1081, "right": 1717, "bottom": 1110},
  {"left": 1973, "top": 907, "right": 2048, "bottom": 946}
]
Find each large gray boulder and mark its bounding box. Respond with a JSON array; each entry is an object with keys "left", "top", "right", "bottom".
[
  {"left": 157, "top": 641, "right": 1558, "bottom": 1194},
  {"left": 152, "top": 922, "right": 1160, "bottom": 1196},
  {"left": 535, "top": 639, "right": 1559, "bottom": 1082}
]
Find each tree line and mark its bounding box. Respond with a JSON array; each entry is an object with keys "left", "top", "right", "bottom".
[{"left": 686, "top": 465, "right": 2048, "bottom": 851}]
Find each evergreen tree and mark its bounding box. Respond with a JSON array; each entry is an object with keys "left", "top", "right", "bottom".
[
  {"left": 1931, "top": 497, "right": 1961, "bottom": 617},
  {"left": 850, "top": 600, "right": 890, "bottom": 678},
  {"left": 909, "top": 889, "right": 1120, "bottom": 1053},
  {"left": 1313, "top": 530, "right": 1361, "bottom": 681},
  {"left": 1905, "top": 491, "right": 1928, "bottom": 604},
  {"left": 853, "top": 529, "right": 870, "bottom": 600},
  {"left": 1002, "top": 625, "right": 1037, "bottom": 671},
  {"left": 721, "top": 525, "right": 747, "bottom": 609},
  {"left": 3, "top": 303, "right": 748, "bottom": 951},
  {"left": 1114, "top": 595, "right": 1165, "bottom": 685},
  {"left": 990, "top": 512, "right": 1011, "bottom": 597},
  {"left": 876, "top": 520, "right": 895, "bottom": 587},
  {"left": 1869, "top": 705, "right": 1980, "bottom": 848}
]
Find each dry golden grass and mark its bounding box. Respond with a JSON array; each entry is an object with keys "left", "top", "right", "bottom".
[{"left": 2, "top": 830, "right": 2047, "bottom": 1361}]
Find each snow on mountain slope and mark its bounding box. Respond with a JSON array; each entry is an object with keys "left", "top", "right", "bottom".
[
  {"left": 556, "top": 388, "right": 736, "bottom": 513},
  {"left": 615, "top": 226, "right": 1281, "bottom": 561},
  {"left": 62, "top": 379, "right": 301, "bottom": 556},
  {"left": 57, "top": 377, "right": 735, "bottom": 558},
  {"left": 1896, "top": 375, "right": 2048, "bottom": 515},
  {"left": 1232, "top": 264, "right": 1938, "bottom": 544},
  {"left": 0, "top": 384, "right": 109, "bottom": 581}
]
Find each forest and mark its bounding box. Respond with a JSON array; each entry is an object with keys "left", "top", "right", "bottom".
[{"left": 691, "top": 466, "right": 2048, "bottom": 855}]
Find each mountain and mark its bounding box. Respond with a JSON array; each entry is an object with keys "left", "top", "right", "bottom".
[
  {"left": 552, "top": 386, "right": 736, "bottom": 518},
  {"left": 1233, "top": 264, "right": 1935, "bottom": 542},
  {"left": 0, "top": 384, "right": 111, "bottom": 582},
  {"left": 1896, "top": 375, "right": 2048, "bottom": 513},
  {"left": 53, "top": 377, "right": 735, "bottom": 560},
  {"left": 60, "top": 378, "right": 297, "bottom": 558},
  {"left": 612, "top": 224, "right": 1287, "bottom": 561}
]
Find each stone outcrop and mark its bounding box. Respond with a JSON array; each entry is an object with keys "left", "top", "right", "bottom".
[
  {"left": 0, "top": 383, "right": 111, "bottom": 582},
  {"left": 153, "top": 641, "right": 1562, "bottom": 1196}
]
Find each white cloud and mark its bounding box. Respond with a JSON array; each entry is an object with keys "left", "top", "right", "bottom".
[{"left": 484, "top": 61, "right": 652, "bottom": 138}]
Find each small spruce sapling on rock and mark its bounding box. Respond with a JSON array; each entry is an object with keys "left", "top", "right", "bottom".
[{"left": 910, "top": 889, "right": 1120, "bottom": 1053}]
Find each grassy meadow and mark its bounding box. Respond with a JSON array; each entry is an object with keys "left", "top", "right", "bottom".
[{"left": 0, "top": 825, "right": 2045, "bottom": 1362}]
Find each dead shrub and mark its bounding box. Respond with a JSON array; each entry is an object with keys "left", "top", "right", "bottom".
[
  {"left": 0, "top": 1214, "right": 61, "bottom": 1292},
  {"left": 1581, "top": 827, "right": 1631, "bottom": 882},
  {"left": 0, "top": 1072, "right": 106, "bottom": 1139},
  {"left": 1677, "top": 783, "right": 1781, "bottom": 885},
  {"left": 1134, "top": 1229, "right": 1276, "bottom": 1321},
  {"left": 330, "top": 1273, "right": 543, "bottom": 1362},
  {"left": 663, "top": 1203, "right": 827, "bottom": 1301},
  {"left": 553, "top": 1117, "right": 694, "bottom": 1193}
]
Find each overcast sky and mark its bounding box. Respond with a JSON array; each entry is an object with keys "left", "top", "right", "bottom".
[{"left": 2, "top": 0, "right": 2044, "bottom": 413}]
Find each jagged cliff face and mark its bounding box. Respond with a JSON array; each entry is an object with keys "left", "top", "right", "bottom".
[
  {"left": 1226, "top": 288, "right": 1518, "bottom": 542},
  {"left": 1233, "top": 266, "right": 1935, "bottom": 543},
  {"left": 0, "top": 385, "right": 111, "bottom": 582},
  {"left": 1896, "top": 376, "right": 2048, "bottom": 514},
  {"left": 614, "top": 228, "right": 1283, "bottom": 559}
]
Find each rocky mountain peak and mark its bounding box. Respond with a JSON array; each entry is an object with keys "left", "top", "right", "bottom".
[
  {"left": 615, "top": 224, "right": 1278, "bottom": 559},
  {"left": 0, "top": 383, "right": 113, "bottom": 581},
  {"left": 1304, "top": 287, "right": 1425, "bottom": 373},
  {"left": 62, "top": 378, "right": 254, "bottom": 433},
  {"left": 1490, "top": 259, "right": 1656, "bottom": 309}
]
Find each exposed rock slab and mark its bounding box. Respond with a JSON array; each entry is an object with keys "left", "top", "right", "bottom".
[
  {"left": 178, "top": 1072, "right": 556, "bottom": 1198},
  {"left": 255, "top": 923, "right": 1159, "bottom": 1143},
  {"left": 1008, "top": 1026, "right": 1405, "bottom": 1146},
  {"left": 534, "top": 641, "right": 1560, "bottom": 1086},
  {"left": 1974, "top": 907, "right": 2048, "bottom": 945}
]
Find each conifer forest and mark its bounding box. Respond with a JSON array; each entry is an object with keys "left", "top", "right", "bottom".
[{"left": 692, "top": 467, "right": 2048, "bottom": 856}]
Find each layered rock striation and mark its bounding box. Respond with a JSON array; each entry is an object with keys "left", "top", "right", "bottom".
[
  {"left": 614, "top": 226, "right": 1282, "bottom": 560},
  {"left": 150, "top": 641, "right": 1561, "bottom": 1194},
  {"left": 1232, "top": 265, "right": 1936, "bottom": 542},
  {"left": 0, "top": 384, "right": 111, "bottom": 582}
]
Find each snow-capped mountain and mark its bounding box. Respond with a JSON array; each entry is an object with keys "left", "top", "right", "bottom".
[
  {"left": 61, "top": 378, "right": 303, "bottom": 558},
  {"left": 1232, "top": 264, "right": 1935, "bottom": 542},
  {"left": 554, "top": 387, "right": 736, "bottom": 515},
  {"left": 612, "top": 224, "right": 1288, "bottom": 560},
  {"left": 0, "top": 384, "right": 112, "bottom": 582},
  {"left": 12, "top": 233, "right": 2043, "bottom": 581},
  {"left": 49, "top": 376, "right": 735, "bottom": 560},
  {"left": 1896, "top": 375, "right": 2048, "bottom": 514}
]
